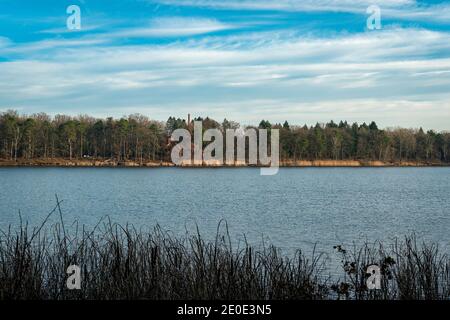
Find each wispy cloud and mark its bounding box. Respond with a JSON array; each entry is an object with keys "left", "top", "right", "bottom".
[
  {"left": 38, "top": 24, "right": 105, "bottom": 34},
  {"left": 1, "top": 1, "right": 449, "bottom": 129},
  {"left": 110, "top": 17, "right": 237, "bottom": 38},
  {"left": 156, "top": 0, "right": 414, "bottom": 10},
  {"left": 155, "top": 0, "right": 450, "bottom": 22},
  {"left": 0, "top": 36, "right": 11, "bottom": 48},
  {"left": 0, "top": 38, "right": 109, "bottom": 56},
  {"left": 1, "top": 26, "right": 450, "bottom": 129}
]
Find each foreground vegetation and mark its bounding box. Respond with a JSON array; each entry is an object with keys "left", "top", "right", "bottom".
[
  {"left": 1, "top": 110, "right": 449, "bottom": 164},
  {"left": 0, "top": 204, "right": 448, "bottom": 300}
]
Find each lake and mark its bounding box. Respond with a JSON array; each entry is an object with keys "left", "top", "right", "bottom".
[{"left": 0, "top": 167, "right": 449, "bottom": 258}]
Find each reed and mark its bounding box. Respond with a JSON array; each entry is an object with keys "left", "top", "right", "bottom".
[{"left": 0, "top": 203, "right": 448, "bottom": 300}]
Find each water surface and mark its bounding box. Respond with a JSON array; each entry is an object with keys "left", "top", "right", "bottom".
[{"left": 0, "top": 167, "right": 449, "bottom": 257}]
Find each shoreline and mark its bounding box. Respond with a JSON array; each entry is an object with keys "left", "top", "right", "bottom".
[{"left": 0, "top": 158, "right": 448, "bottom": 168}]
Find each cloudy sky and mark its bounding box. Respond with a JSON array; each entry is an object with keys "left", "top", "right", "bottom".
[{"left": 0, "top": 0, "right": 450, "bottom": 129}]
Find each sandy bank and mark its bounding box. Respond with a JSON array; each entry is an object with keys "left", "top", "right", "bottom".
[{"left": 0, "top": 158, "right": 447, "bottom": 168}]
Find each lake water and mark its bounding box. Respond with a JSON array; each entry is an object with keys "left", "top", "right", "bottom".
[{"left": 0, "top": 167, "right": 449, "bottom": 259}]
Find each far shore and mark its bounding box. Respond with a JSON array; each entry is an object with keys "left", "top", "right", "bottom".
[{"left": 0, "top": 158, "right": 448, "bottom": 168}]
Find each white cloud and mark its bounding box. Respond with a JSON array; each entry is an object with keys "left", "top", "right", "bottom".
[
  {"left": 156, "top": 0, "right": 415, "bottom": 11},
  {"left": 155, "top": 0, "right": 450, "bottom": 22},
  {"left": 1, "top": 27, "right": 450, "bottom": 129},
  {"left": 0, "top": 36, "right": 11, "bottom": 48},
  {"left": 0, "top": 38, "right": 108, "bottom": 55},
  {"left": 38, "top": 23, "right": 105, "bottom": 34},
  {"left": 110, "top": 17, "right": 236, "bottom": 38}
]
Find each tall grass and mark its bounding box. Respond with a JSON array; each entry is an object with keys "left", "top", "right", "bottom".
[
  {"left": 332, "top": 237, "right": 450, "bottom": 300},
  {"left": 0, "top": 202, "right": 448, "bottom": 300}
]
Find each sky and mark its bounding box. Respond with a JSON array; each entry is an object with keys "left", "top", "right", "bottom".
[{"left": 0, "top": 0, "right": 450, "bottom": 129}]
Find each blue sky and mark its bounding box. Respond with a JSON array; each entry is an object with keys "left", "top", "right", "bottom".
[{"left": 1, "top": 0, "right": 450, "bottom": 129}]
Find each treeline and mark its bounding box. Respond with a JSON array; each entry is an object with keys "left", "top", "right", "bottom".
[{"left": 1, "top": 110, "right": 449, "bottom": 163}]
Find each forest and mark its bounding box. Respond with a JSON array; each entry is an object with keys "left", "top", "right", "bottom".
[{"left": 0, "top": 110, "right": 449, "bottom": 164}]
